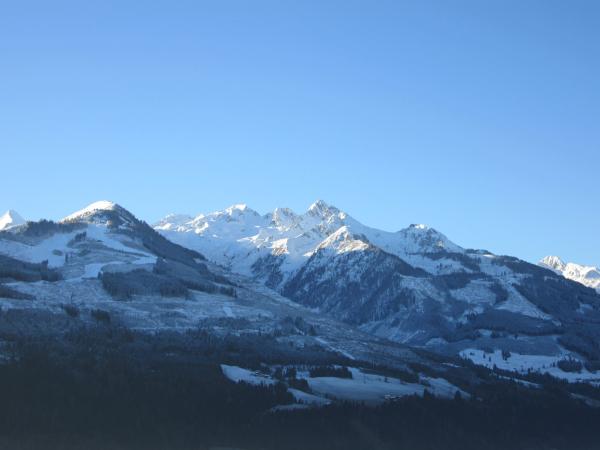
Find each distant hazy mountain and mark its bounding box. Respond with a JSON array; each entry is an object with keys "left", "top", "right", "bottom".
[{"left": 539, "top": 256, "right": 600, "bottom": 293}]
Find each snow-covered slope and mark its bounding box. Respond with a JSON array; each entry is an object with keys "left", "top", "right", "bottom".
[
  {"left": 0, "top": 201, "right": 199, "bottom": 273},
  {"left": 0, "top": 210, "right": 25, "bottom": 230},
  {"left": 61, "top": 200, "right": 140, "bottom": 228},
  {"left": 62, "top": 200, "right": 118, "bottom": 221},
  {"left": 540, "top": 256, "right": 600, "bottom": 293}
]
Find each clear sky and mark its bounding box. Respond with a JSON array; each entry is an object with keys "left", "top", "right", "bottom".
[{"left": 1, "top": 1, "right": 599, "bottom": 265}]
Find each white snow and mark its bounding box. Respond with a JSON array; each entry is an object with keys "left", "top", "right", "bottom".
[
  {"left": 450, "top": 280, "right": 497, "bottom": 305},
  {"left": 460, "top": 349, "right": 600, "bottom": 383},
  {"left": 66, "top": 261, "right": 130, "bottom": 282},
  {"left": 288, "top": 388, "right": 331, "bottom": 406},
  {"left": 220, "top": 365, "right": 275, "bottom": 386},
  {"left": 0, "top": 230, "right": 78, "bottom": 267},
  {"left": 154, "top": 200, "right": 469, "bottom": 289},
  {"left": 0, "top": 222, "right": 156, "bottom": 273},
  {"left": 78, "top": 263, "right": 108, "bottom": 279},
  {"left": 421, "top": 376, "right": 468, "bottom": 398},
  {"left": 299, "top": 367, "right": 465, "bottom": 404},
  {"left": 154, "top": 213, "right": 194, "bottom": 231},
  {"left": 314, "top": 226, "right": 369, "bottom": 255},
  {"left": 539, "top": 256, "right": 600, "bottom": 292},
  {"left": 220, "top": 364, "right": 464, "bottom": 406},
  {"left": 0, "top": 210, "right": 25, "bottom": 230},
  {"left": 496, "top": 282, "right": 553, "bottom": 320},
  {"left": 539, "top": 256, "right": 566, "bottom": 273},
  {"left": 62, "top": 200, "right": 117, "bottom": 222},
  {"left": 84, "top": 225, "right": 156, "bottom": 264}
]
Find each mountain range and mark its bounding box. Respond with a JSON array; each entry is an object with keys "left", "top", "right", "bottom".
[
  {"left": 154, "top": 201, "right": 600, "bottom": 367},
  {"left": 1, "top": 199, "right": 600, "bottom": 404}
]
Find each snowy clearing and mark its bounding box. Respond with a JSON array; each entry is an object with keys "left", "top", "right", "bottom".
[
  {"left": 220, "top": 365, "right": 275, "bottom": 386},
  {"left": 460, "top": 349, "right": 600, "bottom": 383}
]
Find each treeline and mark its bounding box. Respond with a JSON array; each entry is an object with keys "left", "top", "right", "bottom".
[
  {"left": 309, "top": 365, "right": 353, "bottom": 379},
  {"left": 0, "top": 219, "right": 84, "bottom": 238},
  {"left": 100, "top": 269, "right": 188, "bottom": 299},
  {"left": 0, "top": 335, "right": 599, "bottom": 450},
  {"left": 0, "top": 252, "right": 60, "bottom": 301},
  {"left": 0, "top": 284, "right": 33, "bottom": 300},
  {"left": 99, "top": 259, "right": 235, "bottom": 300},
  {"left": 0, "top": 254, "right": 61, "bottom": 284}
]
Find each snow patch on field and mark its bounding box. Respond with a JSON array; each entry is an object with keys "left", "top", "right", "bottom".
[
  {"left": 496, "top": 283, "right": 552, "bottom": 320},
  {"left": 460, "top": 349, "right": 600, "bottom": 383},
  {"left": 0, "top": 232, "right": 77, "bottom": 267},
  {"left": 66, "top": 262, "right": 114, "bottom": 282},
  {"left": 288, "top": 388, "right": 331, "bottom": 406},
  {"left": 300, "top": 367, "right": 464, "bottom": 404},
  {"left": 221, "top": 365, "right": 275, "bottom": 386},
  {"left": 220, "top": 365, "right": 464, "bottom": 406}
]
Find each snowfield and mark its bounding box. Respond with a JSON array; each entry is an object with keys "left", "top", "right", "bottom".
[
  {"left": 220, "top": 364, "right": 465, "bottom": 407},
  {"left": 0, "top": 223, "right": 156, "bottom": 270},
  {"left": 220, "top": 365, "right": 276, "bottom": 386},
  {"left": 299, "top": 367, "right": 466, "bottom": 404},
  {"left": 0, "top": 210, "right": 25, "bottom": 231},
  {"left": 460, "top": 349, "right": 600, "bottom": 383}
]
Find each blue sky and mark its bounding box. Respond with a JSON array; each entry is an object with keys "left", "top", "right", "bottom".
[{"left": 1, "top": 1, "right": 599, "bottom": 265}]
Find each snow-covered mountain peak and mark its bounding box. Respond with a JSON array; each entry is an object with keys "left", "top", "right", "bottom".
[
  {"left": 225, "top": 203, "right": 250, "bottom": 214},
  {"left": 396, "top": 223, "right": 461, "bottom": 254},
  {"left": 155, "top": 201, "right": 473, "bottom": 279},
  {"left": 0, "top": 209, "right": 26, "bottom": 231},
  {"left": 209, "top": 204, "right": 261, "bottom": 222},
  {"left": 539, "top": 256, "right": 566, "bottom": 273},
  {"left": 270, "top": 207, "right": 300, "bottom": 230},
  {"left": 307, "top": 200, "right": 345, "bottom": 219},
  {"left": 302, "top": 200, "right": 352, "bottom": 237},
  {"left": 154, "top": 213, "right": 194, "bottom": 231},
  {"left": 62, "top": 200, "right": 117, "bottom": 221},
  {"left": 61, "top": 200, "right": 138, "bottom": 227},
  {"left": 315, "top": 226, "right": 370, "bottom": 254},
  {"left": 539, "top": 256, "right": 600, "bottom": 292}
]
